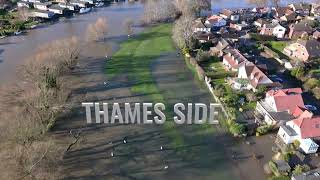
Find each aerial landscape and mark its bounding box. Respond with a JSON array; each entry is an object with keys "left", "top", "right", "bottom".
[{"left": 0, "top": 0, "right": 320, "bottom": 179}]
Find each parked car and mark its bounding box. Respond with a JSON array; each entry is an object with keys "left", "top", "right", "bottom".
[{"left": 305, "top": 105, "right": 318, "bottom": 111}]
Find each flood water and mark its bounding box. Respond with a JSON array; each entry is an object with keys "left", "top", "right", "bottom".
[
  {"left": 0, "top": 1, "right": 144, "bottom": 84},
  {"left": 0, "top": 0, "right": 317, "bottom": 85}
]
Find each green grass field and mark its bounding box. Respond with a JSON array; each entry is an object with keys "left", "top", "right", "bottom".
[{"left": 106, "top": 24, "right": 175, "bottom": 102}]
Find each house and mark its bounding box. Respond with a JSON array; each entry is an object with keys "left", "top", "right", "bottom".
[
  {"left": 254, "top": 18, "right": 270, "bottom": 28},
  {"left": 272, "top": 7, "right": 294, "bottom": 18},
  {"left": 193, "top": 32, "right": 214, "bottom": 43},
  {"left": 70, "top": 0, "right": 88, "bottom": 8},
  {"left": 289, "top": 3, "right": 311, "bottom": 16},
  {"left": 288, "top": 23, "right": 313, "bottom": 39},
  {"left": 313, "top": 30, "right": 320, "bottom": 40},
  {"left": 28, "top": 0, "right": 46, "bottom": 3},
  {"left": 236, "top": 62, "right": 279, "bottom": 91},
  {"left": 291, "top": 168, "right": 320, "bottom": 180},
  {"left": 277, "top": 113, "right": 320, "bottom": 154},
  {"left": 48, "top": 5, "right": 67, "bottom": 14},
  {"left": 192, "top": 18, "right": 211, "bottom": 33},
  {"left": 220, "top": 9, "right": 240, "bottom": 21},
  {"left": 31, "top": 9, "right": 55, "bottom": 19},
  {"left": 79, "top": 0, "right": 94, "bottom": 5},
  {"left": 252, "top": 7, "right": 270, "bottom": 15},
  {"left": 33, "top": 2, "right": 51, "bottom": 11},
  {"left": 283, "top": 39, "right": 320, "bottom": 62},
  {"left": 205, "top": 15, "right": 227, "bottom": 29},
  {"left": 260, "top": 23, "right": 286, "bottom": 39},
  {"left": 55, "top": 0, "right": 65, "bottom": 3},
  {"left": 229, "top": 22, "right": 249, "bottom": 32},
  {"left": 279, "top": 11, "right": 297, "bottom": 23},
  {"left": 222, "top": 49, "right": 248, "bottom": 71},
  {"left": 58, "top": 3, "right": 77, "bottom": 11},
  {"left": 210, "top": 38, "right": 231, "bottom": 57},
  {"left": 255, "top": 88, "right": 305, "bottom": 126},
  {"left": 17, "top": 1, "right": 33, "bottom": 8}
]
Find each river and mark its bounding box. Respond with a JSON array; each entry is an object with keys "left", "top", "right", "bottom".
[{"left": 0, "top": 0, "right": 317, "bottom": 85}]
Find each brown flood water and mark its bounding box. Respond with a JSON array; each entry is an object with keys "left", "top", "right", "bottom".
[{"left": 0, "top": 1, "right": 144, "bottom": 85}]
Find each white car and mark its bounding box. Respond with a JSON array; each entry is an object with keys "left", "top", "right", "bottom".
[{"left": 305, "top": 105, "right": 318, "bottom": 111}]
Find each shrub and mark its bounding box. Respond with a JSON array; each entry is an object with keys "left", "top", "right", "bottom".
[
  {"left": 293, "top": 140, "right": 300, "bottom": 149},
  {"left": 268, "top": 175, "right": 290, "bottom": 180},
  {"left": 256, "top": 125, "right": 273, "bottom": 136},
  {"left": 291, "top": 67, "right": 305, "bottom": 79},
  {"left": 303, "top": 78, "right": 320, "bottom": 91},
  {"left": 229, "top": 121, "right": 246, "bottom": 136},
  {"left": 269, "top": 161, "right": 280, "bottom": 176},
  {"left": 282, "top": 152, "right": 292, "bottom": 162},
  {"left": 312, "top": 87, "right": 320, "bottom": 100},
  {"left": 292, "top": 164, "right": 310, "bottom": 176},
  {"left": 255, "top": 86, "right": 267, "bottom": 99},
  {"left": 195, "top": 49, "right": 211, "bottom": 63}
]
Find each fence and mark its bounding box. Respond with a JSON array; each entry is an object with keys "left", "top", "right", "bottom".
[
  {"left": 185, "top": 55, "right": 230, "bottom": 120},
  {"left": 204, "top": 76, "right": 230, "bottom": 120}
]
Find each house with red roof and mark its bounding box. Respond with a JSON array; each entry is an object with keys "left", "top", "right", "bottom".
[
  {"left": 277, "top": 113, "right": 320, "bottom": 154},
  {"left": 255, "top": 88, "right": 305, "bottom": 126},
  {"left": 222, "top": 49, "right": 248, "bottom": 71},
  {"left": 205, "top": 15, "right": 227, "bottom": 28}
]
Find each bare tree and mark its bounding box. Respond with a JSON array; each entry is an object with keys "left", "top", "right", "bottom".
[
  {"left": 123, "top": 18, "right": 134, "bottom": 38},
  {"left": 86, "top": 17, "right": 108, "bottom": 42},
  {"left": 246, "top": 0, "right": 268, "bottom": 7},
  {"left": 142, "top": 0, "right": 178, "bottom": 24},
  {"left": 172, "top": 14, "right": 195, "bottom": 49},
  {"left": 17, "top": 7, "right": 30, "bottom": 21}
]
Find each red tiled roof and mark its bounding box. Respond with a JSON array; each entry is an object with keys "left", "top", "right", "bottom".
[
  {"left": 293, "top": 116, "right": 320, "bottom": 139},
  {"left": 267, "top": 88, "right": 304, "bottom": 113},
  {"left": 207, "top": 15, "right": 223, "bottom": 24},
  {"left": 292, "top": 106, "right": 309, "bottom": 118}
]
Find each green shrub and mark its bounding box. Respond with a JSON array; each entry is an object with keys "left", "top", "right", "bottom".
[
  {"left": 292, "top": 164, "right": 310, "bottom": 176},
  {"left": 229, "top": 121, "right": 245, "bottom": 136},
  {"left": 290, "top": 67, "right": 305, "bottom": 79},
  {"left": 256, "top": 125, "right": 273, "bottom": 136},
  {"left": 269, "top": 161, "right": 280, "bottom": 176},
  {"left": 195, "top": 49, "right": 211, "bottom": 63},
  {"left": 303, "top": 78, "right": 319, "bottom": 91},
  {"left": 268, "top": 175, "right": 290, "bottom": 180}
]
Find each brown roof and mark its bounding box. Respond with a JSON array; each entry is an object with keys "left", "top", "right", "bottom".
[
  {"left": 290, "top": 23, "right": 313, "bottom": 32},
  {"left": 223, "top": 49, "right": 248, "bottom": 69},
  {"left": 222, "top": 9, "right": 233, "bottom": 17},
  {"left": 297, "top": 39, "right": 320, "bottom": 58}
]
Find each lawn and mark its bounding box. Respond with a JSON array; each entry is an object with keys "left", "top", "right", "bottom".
[
  {"left": 266, "top": 41, "right": 287, "bottom": 52},
  {"left": 106, "top": 24, "right": 175, "bottom": 102},
  {"left": 265, "top": 41, "right": 289, "bottom": 59}
]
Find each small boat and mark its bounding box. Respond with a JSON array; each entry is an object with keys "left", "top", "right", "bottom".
[
  {"left": 30, "top": 25, "right": 38, "bottom": 29},
  {"left": 14, "top": 31, "right": 22, "bottom": 35},
  {"left": 79, "top": 7, "right": 91, "bottom": 14},
  {"left": 95, "top": 2, "right": 104, "bottom": 7}
]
